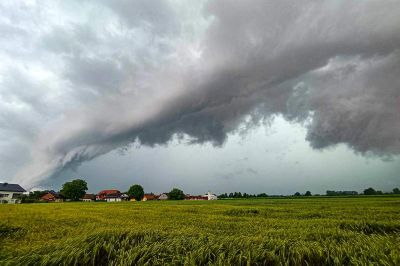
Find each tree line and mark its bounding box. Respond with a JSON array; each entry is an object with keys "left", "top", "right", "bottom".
[
  {"left": 21, "top": 179, "right": 188, "bottom": 202},
  {"left": 128, "top": 185, "right": 185, "bottom": 200},
  {"left": 21, "top": 178, "right": 400, "bottom": 202},
  {"left": 218, "top": 187, "right": 400, "bottom": 198}
]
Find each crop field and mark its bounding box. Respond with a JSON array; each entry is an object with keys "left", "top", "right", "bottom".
[{"left": 1, "top": 197, "right": 400, "bottom": 266}]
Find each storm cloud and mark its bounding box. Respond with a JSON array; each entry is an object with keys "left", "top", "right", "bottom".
[{"left": 1, "top": 0, "right": 399, "bottom": 187}]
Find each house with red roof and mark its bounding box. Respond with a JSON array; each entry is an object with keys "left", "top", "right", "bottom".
[
  {"left": 41, "top": 191, "right": 63, "bottom": 202},
  {"left": 82, "top": 194, "right": 96, "bottom": 202},
  {"left": 185, "top": 195, "right": 208, "bottom": 201},
  {"left": 143, "top": 194, "right": 157, "bottom": 201},
  {"left": 96, "top": 189, "right": 120, "bottom": 201},
  {"left": 97, "top": 189, "right": 129, "bottom": 202}
]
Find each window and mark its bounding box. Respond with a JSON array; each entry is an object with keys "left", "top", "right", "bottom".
[{"left": 12, "top": 193, "right": 22, "bottom": 199}]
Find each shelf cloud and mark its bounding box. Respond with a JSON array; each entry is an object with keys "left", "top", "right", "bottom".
[{"left": 1, "top": 0, "right": 399, "bottom": 188}]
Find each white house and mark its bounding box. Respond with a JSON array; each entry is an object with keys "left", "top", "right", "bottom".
[
  {"left": 204, "top": 191, "right": 218, "bottom": 200},
  {"left": 82, "top": 194, "right": 96, "bottom": 202},
  {"left": 158, "top": 193, "right": 168, "bottom": 200},
  {"left": 0, "top": 183, "right": 26, "bottom": 204},
  {"left": 104, "top": 193, "right": 129, "bottom": 202}
]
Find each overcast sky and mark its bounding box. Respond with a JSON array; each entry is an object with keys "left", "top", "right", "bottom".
[{"left": 1, "top": 0, "right": 399, "bottom": 194}]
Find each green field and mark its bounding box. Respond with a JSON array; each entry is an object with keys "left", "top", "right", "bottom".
[{"left": 1, "top": 197, "right": 400, "bottom": 265}]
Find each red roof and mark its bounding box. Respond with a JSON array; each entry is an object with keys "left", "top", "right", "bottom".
[
  {"left": 98, "top": 189, "right": 120, "bottom": 195},
  {"left": 83, "top": 194, "right": 95, "bottom": 200},
  {"left": 143, "top": 194, "right": 157, "bottom": 200},
  {"left": 185, "top": 195, "right": 208, "bottom": 200},
  {"left": 41, "top": 193, "right": 61, "bottom": 201},
  {"left": 97, "top": 189, "right": 121, "bottom": 200}
]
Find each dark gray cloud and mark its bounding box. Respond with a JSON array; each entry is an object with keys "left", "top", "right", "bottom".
[
  {"left": 305, "top": 53, "right": 400, "bottom": 154},
  {"left": 0, "top": 0, "right": 399, "bottom": 187}
]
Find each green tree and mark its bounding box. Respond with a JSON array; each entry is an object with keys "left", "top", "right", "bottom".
[
  {"left": 393, "top": 188, "right": 400, "bottom": 194},
  {"left": 127, "top": 184, "right": 144, "bottom": 201},
  {"left": 60, "top": 179, "right": 88, "bottom": 201},
  {"left": 363, "top": 187, "right": 376, "bottom": 195},
  {"left": 294, "top": 192, "right": 301, "bottom": 196},
  {"left": 305, "top": 191, "right": 312, "bottom": 196},
  {"left": 168, "top": 188, "right": 185, "bottom": 200},
  {"left": 326, "top": 190, "right": 337, "bottom": 196}
]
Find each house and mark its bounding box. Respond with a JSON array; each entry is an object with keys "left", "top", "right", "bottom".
[
  {"left": 184, "top": 192, "right": 218, "bottom": 201},
  {"left": 143, "top": 194, "right": 157, "bottom": 201},
  {"left": 0, "top": 183, "right": 26, "bottom": 204},
  {"left": 41, "top": 191, "right": 63, "bottom": 202},
  {"left": 185, "top": 195, "right": 208, "bottom": 200},
  {"left": 96, "top": 189, "right": 120, "bottom": 201},
  {"left": 204, "top": 191, "right": 218, "bottom": 200},
  {"left": 104, "top": 193, "right": 129, "bottom": 202},
  {"left": 158, "top": 193, "right": 168, "bottom": 200},
  {"left": 82, "top": 194, "right": 96, "bottom": 202}
]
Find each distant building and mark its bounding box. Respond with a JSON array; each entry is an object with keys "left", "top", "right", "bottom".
[
  {"left": 104, "top": 193, "right": 129, "bottom": 202},
  {"left": 96, "top": 189, "right": 120, "bottom": 201},
  {"left": 184, "top": 192, "right": 218, "bottom": 201},
  {"left": 204, "top": 192, "right": 218, "bottom": 200},
  {"left": 143, "top": 194, "right": 157, "bottom": 201},
  {"left": 158, "top": 193, "right": 168, "bottom": 200},
  {"left": 41, "top": 191, "right": 63, "bottom": 202},
  {"left": 0, "top": 183, "right": 26, "bottom": 204},
  {"left": 82, "top": 194, "right": 96, "bottom": 202},
  {"left": 185, "top": 195, "right": 208, "bottom": 200}
]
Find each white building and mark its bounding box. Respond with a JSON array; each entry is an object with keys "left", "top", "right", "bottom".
[
  {"left": 104, "top": 193, "right": 129, "bottom": 202},
  {"left": 204, "top": 191, "right": 218, "bottom": 200},
  {"left": 0, "top": 183, "right": 26, "bottom": 204},
  {"left": 158, "top": 193, "right": 168, "bottom": 200}
]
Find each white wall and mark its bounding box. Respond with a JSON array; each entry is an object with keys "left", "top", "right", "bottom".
[{"left": 0, "top": 191, "right": 23, "bottom": 204}]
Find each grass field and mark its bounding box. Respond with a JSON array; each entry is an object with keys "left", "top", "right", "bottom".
[{"left": 1, "top": 197, "right": 400, "bottom": 265}]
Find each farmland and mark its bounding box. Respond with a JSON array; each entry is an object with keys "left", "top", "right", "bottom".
[{"left": 1, "top": 197, "right": 400, "bottom": 265}]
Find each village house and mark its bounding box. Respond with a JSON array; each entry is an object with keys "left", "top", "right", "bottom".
[
  {"left": 142, "top": 194, "right": 157, "bottom": 201},
  {"left": 96, "top": 189, "right": 120, "bottom": 201},
  {"left": 82, "top": 194, "right": 96, "bottom": 202},
  {"left": 41, "top": 191, "right": 64, "bottom": 202},
  {"left": 158, "top": 193, "right": 168, "bottom": 200},
  {"left": 185, "top": 195, "right": 208, "bottom": 200},
  {"left": 97, "top": 189, "right": 129, "bottom": 202},
  {"left": 204, "top": 191, "right": 218, "bottom": 200},
  {"left": 105, "top": 193, "right": 129, "bottom": 202},
  {"left": 0, "top": 183, "right": 26, "bottom": 204},
  {"left": 184, "top": 192, "right": 218, "bottom": 201}
]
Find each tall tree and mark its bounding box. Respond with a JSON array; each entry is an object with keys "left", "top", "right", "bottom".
[
  {"left": 128, "top": 184, "right": 144, "bottom": 201},
  {"left": 363, "top": 187, "right": 376, "bottom": 195},
  {"left": 168, "top": 188, "right": 185, "bottom": 200},
  {"left": 60, "top": 179, "right": 88, "bottom": 201},
  {"left": 393, "top": 188, "right": 400, "bottom": 194},
  {"left": 305, "top": 191, "right": 312, "bottom": 196}
]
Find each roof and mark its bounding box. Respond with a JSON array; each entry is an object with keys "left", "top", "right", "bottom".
[
  {"left": 104, "top": 193, "right": 122, "bottom": 198},
  {"left": 143, "top": 194, "right": 157, "bottom": 200},
  {"left": 0, "top": 183, "right": 26, "bottom": 192},
  {"left": 185, "top": 195, "right": 208, "bottom": 200},
  {"left": 41, "top": 192, "right": 62, "bottom": 200},
  {"left": 46, "top": 190, "right": 61, "bottom": 197},
  {"left": 98, "top": 189, "right": 120, "bottom": 195},
  {"left": 83, "top": 194, "right": 96, "bottom": 200}
]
